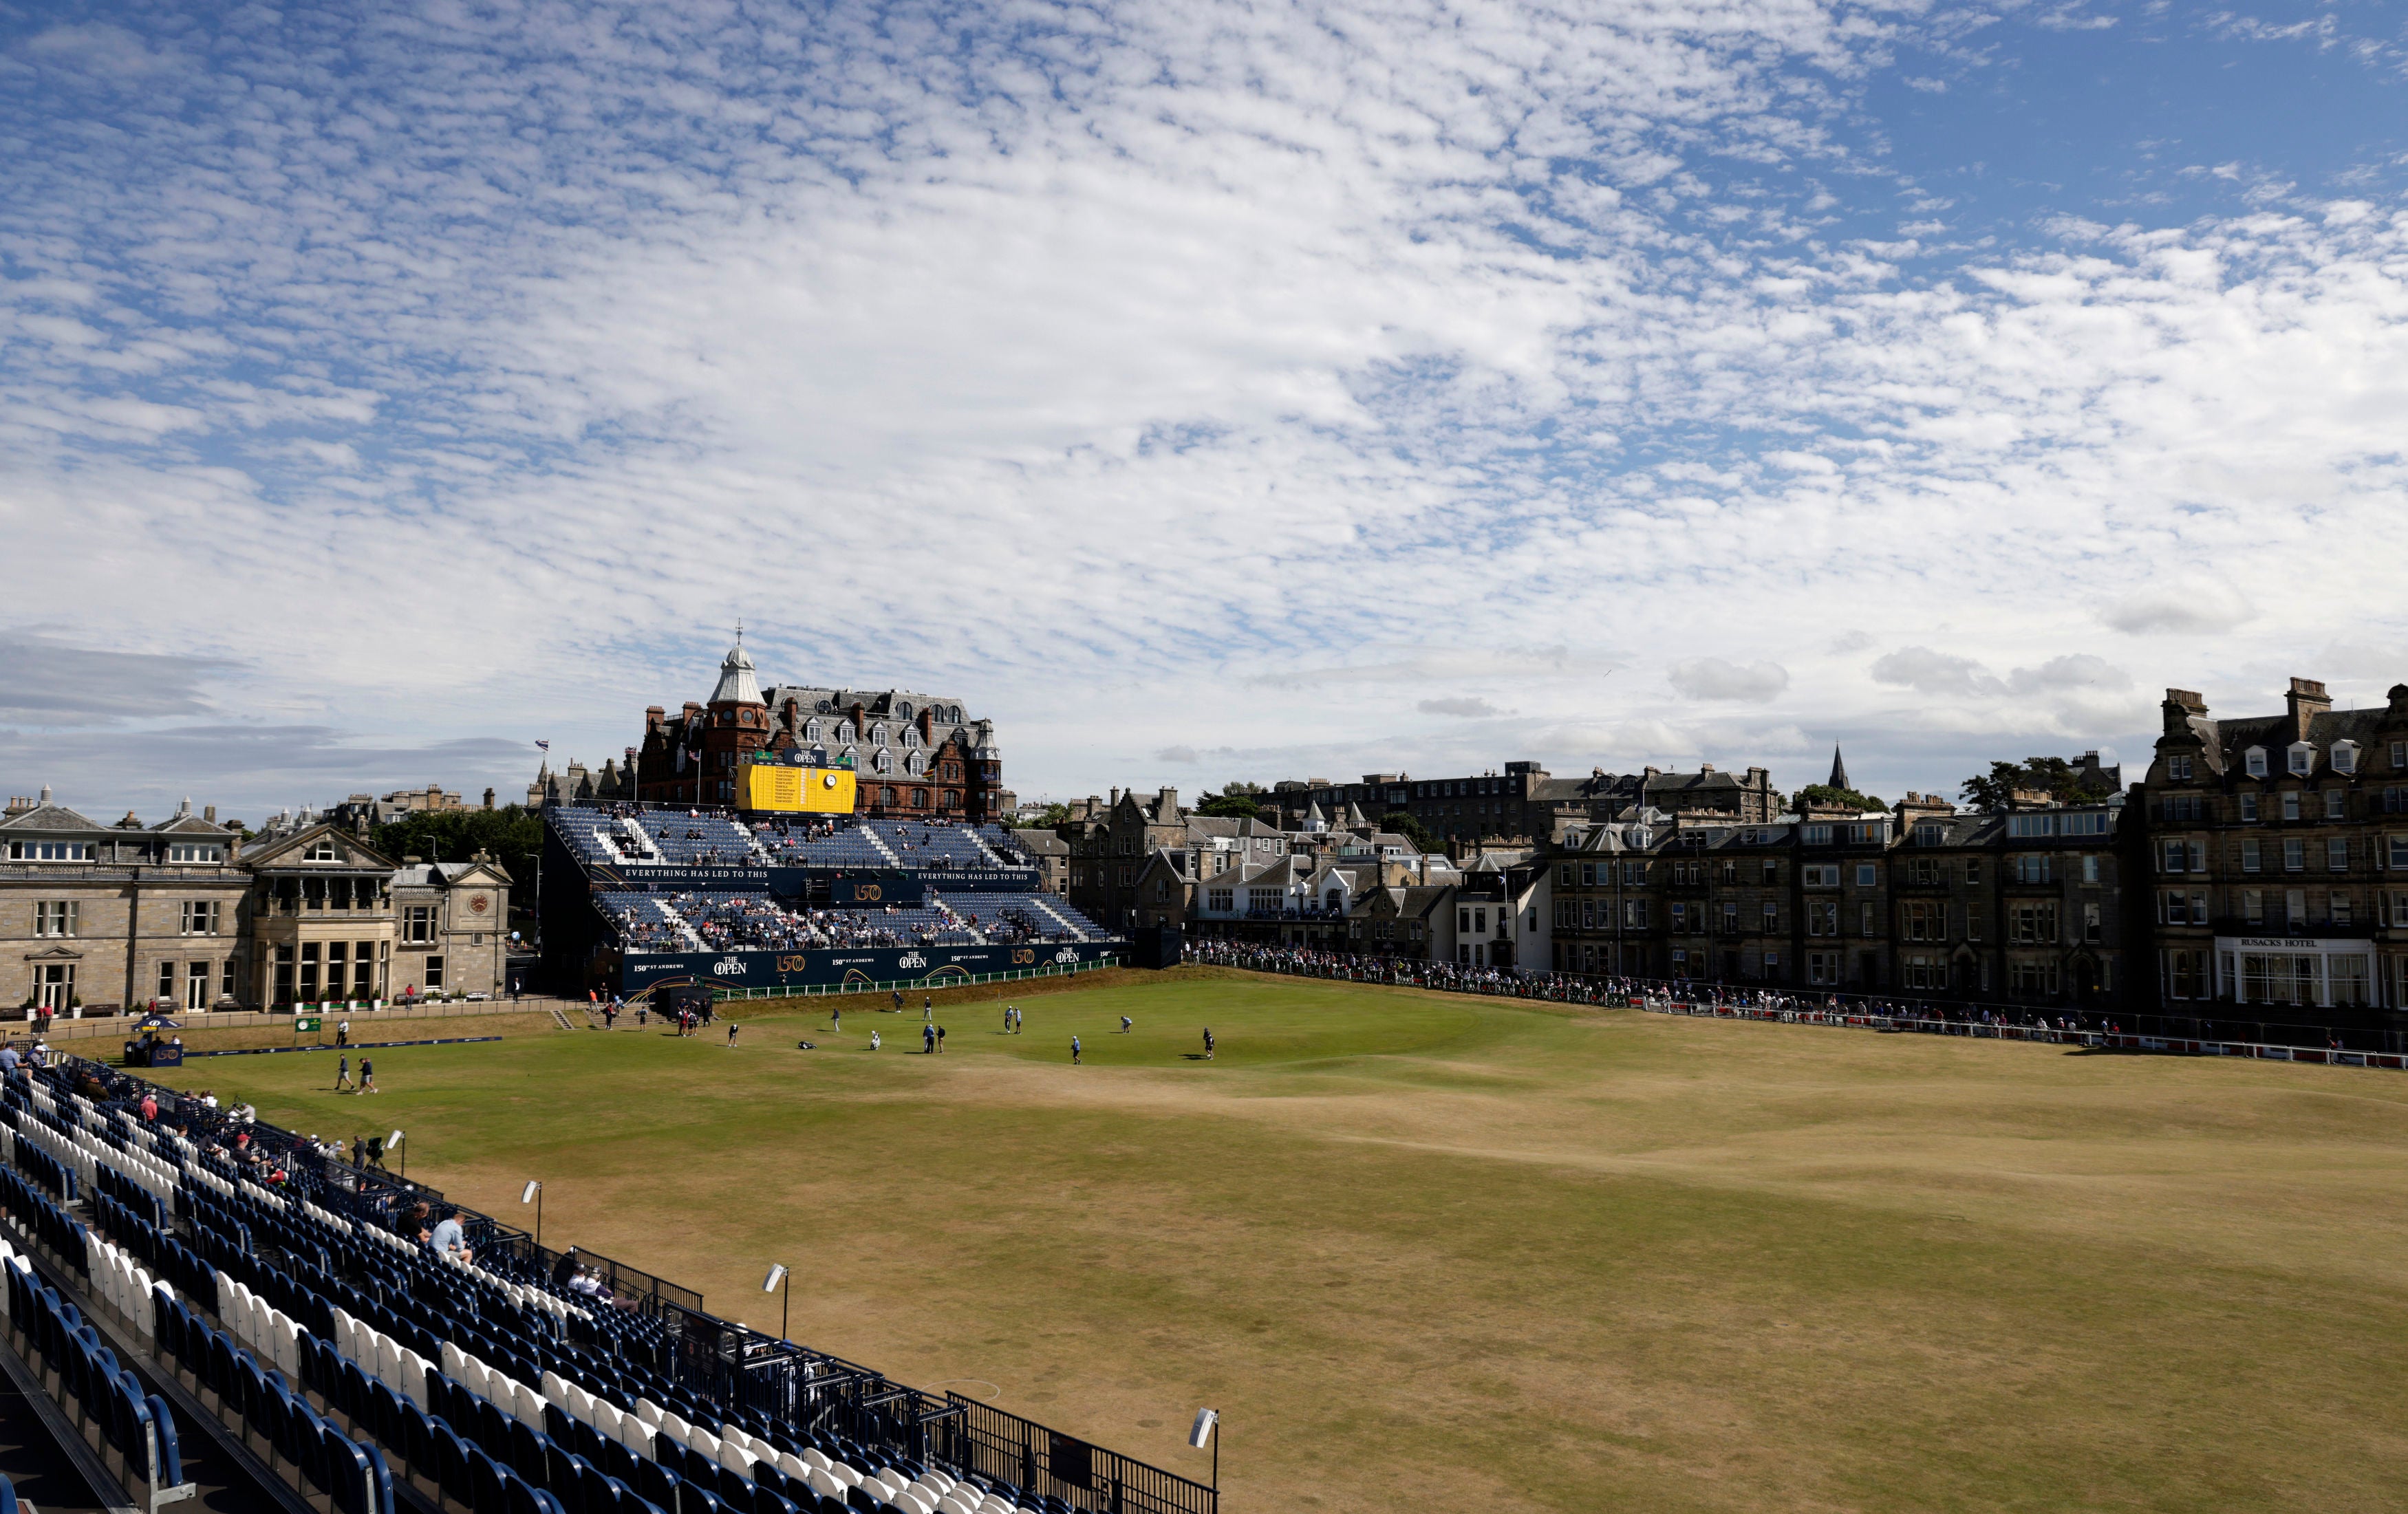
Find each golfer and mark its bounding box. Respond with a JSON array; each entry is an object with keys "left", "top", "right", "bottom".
[
  {"left": 870, "top": 1030, "right": 882, "bottom": 1051},
  {"left": 727, "top": 1021, "right": 740, "bottom": 1048},
  {"left": 1203, "top": 1028, "right": 1215, "bottom": 1061},
  {"left": 1071, "top": 1035, "right": 1082, "bottom": 1065},
  {"left": 358, "top": 1057, "right": 379, "bottom": 1093},
  {"left": 1119, "top": 1016, "right": 1132, "bottom": 1034},
  {"left": 334, "top": 1055, "right": 353, "bottom": 1092}
]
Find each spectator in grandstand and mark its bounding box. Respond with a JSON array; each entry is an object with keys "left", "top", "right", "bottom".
[
  {"left": 0, "top": 1043, "right": 17, "bottom": 1079},
  {"left": 140, "top": 1091, "right": 158, "bottom": 1121},
  {"left": 351, "top": 1136, "right": 365, "bottom": 1169},
  {"left": 430, "top": 1208, "right": 471, "bottom": 1264},
  {"left": 1071, "top": 1035, "right": 1082, "bottom": 1065}
]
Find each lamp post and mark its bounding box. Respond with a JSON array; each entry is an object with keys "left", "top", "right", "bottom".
[
  {"left": 1188, "top": 1408, "right": 1218, "bottom": 1493},
  {"left": 521, "top": 1180, "right": 544, "bottom": 1248},
  {"left": 763, "top": 1262, "right": 790, "bottom": 1339}
]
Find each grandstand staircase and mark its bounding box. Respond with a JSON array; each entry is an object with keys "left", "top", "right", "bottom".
[
  {"left": 929, "top": 895, "right": 988, "bottom": 945},
  {"left": 547, "top": 1006, "right": 576, "bottom": 1032},
  {"left": 861, "top": 827, "right": 903, "bottom": 867},
  {"left": 1028, "top": 897, "right": 1091, "bottom": 941}
]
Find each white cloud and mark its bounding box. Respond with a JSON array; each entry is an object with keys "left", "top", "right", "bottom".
[
  {"left": 0, "top": 1, "right": 2404, "bottom": 819},
  {"left": 1417, "top": 697, "right": 1511, "bottom": 718},
  {"left": 1667, "top": 658, "right": 1791, "bottom": 703}
]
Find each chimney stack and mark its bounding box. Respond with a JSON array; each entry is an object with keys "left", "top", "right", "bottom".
[
  {"left": 2286, "top": 677, "right": 2331, "bottom": 742},
  {"left": 204, "top": 805, "right": 216, "bottom": 823}
]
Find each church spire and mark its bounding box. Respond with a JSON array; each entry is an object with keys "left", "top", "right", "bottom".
[{"left": 1828, "top": 744, "right": 1850, "bottom": 792}]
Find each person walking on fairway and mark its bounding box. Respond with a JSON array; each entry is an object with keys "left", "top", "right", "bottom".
[
  {"left": 1119, "top": 1015, "right": 1132, "bottom": 1034},
  {"left": 936, "top": 1025, "right": 947, "bottom": 1054},
  {"left": 923, "top": 1022, "right": 936, "bottom": 1055},
  {"left": 334, "top": 1055, "right": 353, "bottom": 1092},
  {"left": 870, "top": 1030, "right": 882, "bottom": 1051},
  {"left": 831, "top": 1006, "right": 841, "bottom": 1035},
  {"left": 1071, "top": 1035, "right": 1082, "bottom": 1065},
  {"left": 359, "top": 1057, "right": 378, "bottom": 1093},
  {"left": 923, "top": 996, "right": 933, "bottom": 1022},
  {"left": 1203, "top": 1028, "right": 1215, "bottom": 1061}
]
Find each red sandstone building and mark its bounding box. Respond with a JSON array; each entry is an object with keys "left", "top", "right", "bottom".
[{"left": 629, "top": 638, "right": 1009, "bottom": 821}]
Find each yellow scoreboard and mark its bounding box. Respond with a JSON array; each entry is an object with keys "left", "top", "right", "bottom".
[{"left": 743, "top": 763, "right": 857, "bottom": 814}]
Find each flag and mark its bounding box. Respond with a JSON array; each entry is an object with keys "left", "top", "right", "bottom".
[{"left": 535, "top": 739, "right": 551, "bottom": 752}]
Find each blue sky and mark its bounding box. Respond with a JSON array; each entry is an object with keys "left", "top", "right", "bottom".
[{"left": 2, "top": 0, "right": 2405, "bottom": 823}]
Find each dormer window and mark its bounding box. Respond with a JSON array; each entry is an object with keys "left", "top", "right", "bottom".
[
  {"left": 2332, "top": 740, "right": 2358, "bottom": 775},
  {"left": 168, "top": 843, "right": 224, "bottom": 864},
  {"left": 2244, "top": 747, "right": 2268, "bottom": 778},
  {"left": 6, "top": 841, "right": 91, "bottom": 862},
  {"left": 804, "top": 722, "right": 821, "bottom": 742},
  {"left": 870, "top": 725, "right": 886, "bottom": 746},
  {"left": 2168, "top": 755, "right": 2193, "bottom": 781},
  {"left": 2288, "top": 742, "right": 2315, "bottom": 776}
]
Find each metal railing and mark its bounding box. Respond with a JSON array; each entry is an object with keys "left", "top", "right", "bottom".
[{"left": 941, "top": 1396, "right": 1215, "bottom": 1514}]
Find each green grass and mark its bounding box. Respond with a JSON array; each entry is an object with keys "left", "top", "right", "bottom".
[{"left": 142, "top": 968, "right": 2408, "bottom": 1513}]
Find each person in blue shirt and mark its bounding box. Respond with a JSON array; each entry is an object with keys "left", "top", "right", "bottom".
[
  {"left": 429, "top": 1208, "right": 471, "bottom": 1264},
  {"left": 335, "top": 1055, "right": 353, "bottom": 1091},
  {"left": 923, "top": 1023, "right": 936, "bottom": 1054},
  {"left": 1071, "top": 1035, "right": 1082, "bottom": 1065}
]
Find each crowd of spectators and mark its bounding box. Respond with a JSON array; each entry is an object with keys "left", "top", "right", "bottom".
[{"left": 1179, "top": 940, "right": 2281, "bottom": 1048}]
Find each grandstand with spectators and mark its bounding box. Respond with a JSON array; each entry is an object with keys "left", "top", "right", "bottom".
[
  {"left": 539, "top": 803, "right": 1119, "bottom": 999},
  {"left": 0, "top": 1052, "right": 1214, "bottom": 1514}
]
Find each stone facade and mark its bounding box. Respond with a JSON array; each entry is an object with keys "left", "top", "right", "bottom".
[
  {"left": 1545, "top": 796, "right": 2127, "bottom": 1006},
  {"left": 2132, "top": 678, "right": 2408, "bottom": 1016},
  {"left": 1, "top": 790, "right": 250, "bottom": 1017},
  {"left": 1258, "top": 761, "right": 1776, "bottom": 852},
  {"left": 391, "top": 858, "right": 515, "bottom": 1000}
]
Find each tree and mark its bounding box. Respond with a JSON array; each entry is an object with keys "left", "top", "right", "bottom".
[
  {"left": 1959, "top": 757, "right": 2111, "bottom": 813},
  {"left": 1028, "top": 802, "right": 1078, "bottom": 829},
  {"left": 1793, "top": 783, "right": 1886, "bottom": 814},
  {"left": 370, "top": 806, "right": 546, "bottom": 889},
  {"left": 1196, "top": 782, "right": 1269, "bottom": 820},
  {"left": 1381, "top": 811, "right": 1443, "bottom": 854}
]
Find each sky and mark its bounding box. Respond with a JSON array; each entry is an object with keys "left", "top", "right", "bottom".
[{"left": 3, "top": 0, "right": 2406, "bottom": 824}]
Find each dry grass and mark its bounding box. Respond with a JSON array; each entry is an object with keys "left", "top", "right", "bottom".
[{"left": 136, "top": 968, "right": 2408, "bottom": 1512}]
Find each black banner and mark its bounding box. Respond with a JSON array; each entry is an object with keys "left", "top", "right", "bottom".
[{"left": 619, "top": 940, "right": 1121, "bottom": 993}]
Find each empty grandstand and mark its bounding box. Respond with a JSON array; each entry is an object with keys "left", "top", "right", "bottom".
[
  {"left": 0, "top": 1052, "right": 1214, "bottom": 1514},
  {"left": 539, "top": 805, "right": 1116, "bottom": 997}
]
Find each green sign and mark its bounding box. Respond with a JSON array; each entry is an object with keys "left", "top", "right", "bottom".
[{"left": 294, "top": 1017, "right": 321, "bottom": 1032}]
